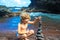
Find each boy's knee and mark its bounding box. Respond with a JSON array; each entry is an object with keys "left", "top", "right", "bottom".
[
  {"left": 23, "top": 34, "right": 27, "bottom": 38},
  {"left": 30, "top": 30, "right": 34, "bottom": 34},
  {"left": 18, "top": 34, "right": 27, "bottom": 39}
]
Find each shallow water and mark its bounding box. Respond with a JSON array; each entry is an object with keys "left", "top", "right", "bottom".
[{"left": 0, "top": 12, "right": 60, "bottom": 32}]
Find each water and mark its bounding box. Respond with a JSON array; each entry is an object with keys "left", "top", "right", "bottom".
[
  {"left": 0, "top": 8, "right": 60, "bottom": 32},
  {"left": 0, "top": 16, "right": 20, "bottom": 32},
  {"left": 9, "top": 7, "right": 21, "bottom": 12}
]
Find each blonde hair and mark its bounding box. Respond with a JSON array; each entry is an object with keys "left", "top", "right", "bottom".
[{"left": 20, "top": 12, "right": 31, "bottom": 20}]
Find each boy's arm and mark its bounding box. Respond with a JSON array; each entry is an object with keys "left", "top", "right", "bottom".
[
  {"left": 18, "top": 23, "right": 21, "bottom": 34},
  {"left": 28, "top": 21, "right": 35, "bottom": 24},
  {"left": 28, "top": 16, "right": 41, "bottom": 24}
]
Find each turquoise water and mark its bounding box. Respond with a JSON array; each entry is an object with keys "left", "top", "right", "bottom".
[
  {"left": 0, "top": 12, "right": 60, "bottom": 32},
  {"left": 30, "top": 12, "right": 60, "bottom": 20}
]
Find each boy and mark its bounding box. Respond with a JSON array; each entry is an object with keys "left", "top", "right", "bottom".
[{"left": 18, "top": 12, "right": 41, "bottom": 40}]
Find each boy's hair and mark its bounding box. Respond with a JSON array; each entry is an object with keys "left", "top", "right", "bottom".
[{"left": 20, "top": 12, "right": 31, "bottom": 20}]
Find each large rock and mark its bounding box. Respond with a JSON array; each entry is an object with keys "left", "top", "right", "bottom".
[{"left": 29, "top": 0, "right": 60, "bottom": 14}]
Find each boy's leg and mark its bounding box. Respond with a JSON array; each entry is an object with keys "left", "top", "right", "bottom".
[
  {"left": 18, "top": 34, "right": 27, "bottom": 40},
  {"left": 22, "top": 30, "right": 34, "bottom": 40},
  {"left": 21, "top": 34, "right": 29, "bottom": 40},
  {"left": 26, "top": 30, "right": 34, "bottom": 37},
  {"left": 18, "top": 30, "right": 34, "bottom": 40}
]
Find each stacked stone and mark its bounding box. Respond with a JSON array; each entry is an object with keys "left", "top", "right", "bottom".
[{"left": 36, "top": 21, "right": 44, "bottom": 40}]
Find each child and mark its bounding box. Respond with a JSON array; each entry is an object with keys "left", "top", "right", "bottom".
[{"left": 18, "top": 12, "right": 41, "bottom": 40}]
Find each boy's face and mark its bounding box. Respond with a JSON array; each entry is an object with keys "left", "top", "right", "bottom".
[{"left": 22, "top": 19, "right": 30, "bottom": 23}]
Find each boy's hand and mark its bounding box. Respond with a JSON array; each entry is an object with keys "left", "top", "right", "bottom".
[{"left": 35, "top": 16, "right": 41, "bottom": 22}]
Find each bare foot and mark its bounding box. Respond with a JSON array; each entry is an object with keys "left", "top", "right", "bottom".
[{"left": 25, "top": 38, "right": 29, "bottom": 40}]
